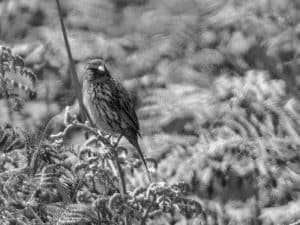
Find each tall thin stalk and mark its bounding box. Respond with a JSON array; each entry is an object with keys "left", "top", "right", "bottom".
[{"left": 55, "top": 0, "right": 91, "bottom": 123}]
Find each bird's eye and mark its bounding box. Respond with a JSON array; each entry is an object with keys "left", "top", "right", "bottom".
[{"left": 98, "top": 65, "right": 105, "bottom": 72}]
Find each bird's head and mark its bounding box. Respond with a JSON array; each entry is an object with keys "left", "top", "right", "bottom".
[{"left": 85, "top": 58, "right": 110, "bottom": 80}]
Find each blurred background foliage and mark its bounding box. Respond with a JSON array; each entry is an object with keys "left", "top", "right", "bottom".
[{"left": 0, "top": 0, "right": 300, "bottom": 224}]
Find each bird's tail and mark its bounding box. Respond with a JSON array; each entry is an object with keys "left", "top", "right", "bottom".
[{"left": 130, "top": 138, "right": 152, "bottom": 183}]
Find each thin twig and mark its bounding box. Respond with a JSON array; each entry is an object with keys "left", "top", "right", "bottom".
[{"left": 27, "top": 206, "right": 45, "bottom": 225}]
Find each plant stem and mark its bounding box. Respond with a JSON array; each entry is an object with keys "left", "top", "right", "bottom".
[
  {"left": 27, "top": 206, "right": 44, "bottom": 225},
  {"left": 55, "top": 0, "right": 92, "bottom": 123},
  {"left": 112, "top": 135, "right": 127, "bottom": 195}
]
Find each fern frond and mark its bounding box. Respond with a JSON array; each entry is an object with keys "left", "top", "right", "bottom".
[
  {"left": 0, "top": 45, "right": 37, "bottom": 103},
  {"left": 48, "top": 203, "right": 96, "bottom": 225},
  {"left": 0, "top": 124, "right": 25, "bottom": 153}
]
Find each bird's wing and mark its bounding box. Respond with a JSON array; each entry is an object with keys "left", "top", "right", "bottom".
[{"left": 113, "top": 80, "right": 140, "bottom": 135}]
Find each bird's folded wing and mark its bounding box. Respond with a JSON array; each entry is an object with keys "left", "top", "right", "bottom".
[{"left": 115, "top": 81, "right": 141, "bottom": 135}]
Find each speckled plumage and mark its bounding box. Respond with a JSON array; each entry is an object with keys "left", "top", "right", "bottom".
[{"left": 82, "top": 58, "right": 151, "bottom": 181}]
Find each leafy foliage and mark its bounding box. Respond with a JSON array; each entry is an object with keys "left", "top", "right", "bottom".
[
  {"left": 0, "top": 45, "right": 36, "bottom": 111},
  {"left": 146, "top": 70, "right": 300, "bottom": 224},
  {"left": 0, "top": 106, "right": 202, "bottom": 225},
  {"left": 0, "top": 124, "right": 25, "bottom": 153}
]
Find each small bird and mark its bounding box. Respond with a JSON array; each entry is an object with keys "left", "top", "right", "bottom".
[{"left": 82, "top": 58, "right": 151, "bottom": 181}]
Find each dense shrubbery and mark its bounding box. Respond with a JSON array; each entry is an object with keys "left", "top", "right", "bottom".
[
  {"left": 151, "top": 71, "right": 300, "bottom": 224},
  {"left": 0, "top": 0, "right": 300, "bottom": 224}
]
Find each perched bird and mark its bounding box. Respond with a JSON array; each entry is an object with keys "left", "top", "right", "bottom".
[{"left": 82, "top": 58, "right": 151, "bottom": 181}]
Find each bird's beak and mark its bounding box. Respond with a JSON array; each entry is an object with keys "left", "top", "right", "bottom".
[{"left": 98, "top": 65, "right": 105, "bottom": 72}]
